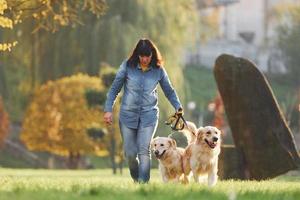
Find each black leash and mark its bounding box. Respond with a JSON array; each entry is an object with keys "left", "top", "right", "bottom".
[
  {"left": 165, "top": 112, "right": 194, "bottom": 132},
  {"left": 172, "top": 114, "right": 186, "bottom": 131}
]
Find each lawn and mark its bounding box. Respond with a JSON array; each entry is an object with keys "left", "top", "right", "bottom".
[{"left": 0, "top": 168, "right": 300, "bottom": 200}]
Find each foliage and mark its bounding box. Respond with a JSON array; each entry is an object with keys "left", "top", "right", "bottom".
[
  {"left": 95, "top": 0, "right": 198, "bottom": 65},
  {"left": 0, "top": 0, "right": 107, "bottom": 121},
  {"left": 0, "top": 0, "right": 106, "bottom": 51},
  {"left": 198, "top": 7, "right": 220, "bottom": 42},
  {"left": 87, "top": 127, "right": 105, "bottom": 140},
  {"left": 97, "top": 65, "right": 123, "bottom": 172},
  {"left": 0, "top": 96, "right": 9, "bottom": 146},
  {"left": 21, "top": 74, "right": 108, "bottom": 157},
  {"left": 92, "top": 0, "right": 200, "bottom": 124},
  {"left": 94, "top": 0, "right": 199, "bottom": 88},
  {"left": 1, "top": 0, "right": 200, "bottom": 124},
  {"left": 0, "top": 169, "right": 300, "bottom": 200},
  {"left": 99, "top": 64, "right": 117, "bottom": 88},
  {"left": 6, "top": 0, "right": 107, "bottom": 32},
  {"left": 85, "top": 89, "right": 107, "bottom": 108},
  {"left": 267, "top": 73, "right": 299, "bottom": 133},
  {"left": 0, "top": 0, "right": 17, "bottom": 51},
  {"left": 274, "top": 3, "right": 300, "bottom": 133},
  {"left": 275, "top": 3, "right": 300, "bottom": 86},
  {"left": 184, "top": 65, "right": 217, "bottom": 108}
]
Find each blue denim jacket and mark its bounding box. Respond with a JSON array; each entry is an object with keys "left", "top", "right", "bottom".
[{"left": 104, "top": 60, "right": 182, "bottom": 129}]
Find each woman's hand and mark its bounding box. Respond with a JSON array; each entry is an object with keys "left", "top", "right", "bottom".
[
  {"left": 176, "top": 107, "right": 184, "bottom": 116},
  {"left": 104, "top": 112, "right": 113, "bottom": 125}
]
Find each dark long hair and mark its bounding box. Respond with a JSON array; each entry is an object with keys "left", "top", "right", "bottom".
[{"left": 127, "top": 38, "right": 163, "bottom": 68}]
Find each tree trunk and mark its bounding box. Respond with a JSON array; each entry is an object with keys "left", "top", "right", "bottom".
[
  {"left": 66, "top": 152, "right": 80, "bottom": 169},
  {"left": 214, "top": 54, "right": 300, "bottom": 180},
  {"left": 0, "top": 63, "right": 8, "bottom": 98},
  {"left": 30, "top": 28, "right": 39, "bottom": 90}
]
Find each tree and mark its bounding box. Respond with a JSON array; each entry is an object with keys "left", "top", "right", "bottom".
[
  {"left": 98, "top": 65, "right": 123, "bottom": 174},
  {"left": 2, "top": 0, "right": 200, "bottom": 131},
  {"left": 276, "top": 3, "right": 300, "bottom": 86},
  {"left": 1, "top": 0, "right": 201, "bottom": 137},
  {"left": 1, "top": 0, "right": 106, "bottom": 50},
  {"left": 0, "top": 0, "right": 107, "bottom": 121},
  {"left": 275, "top": 3, "right": 300, "bottom": 134},
  {"left": 85, "top": 63, "right": 123, "bottom": 174},
  {"left": 5, "top": 0, "right": 107, "bottom": 32},
  {"left": 0, "top": 0, "right": 17, "bottom": 51},
  {"left": 90, "top": 0, "right": 199, "bottom": 124},
  {"left": 0, "top": 96, "right": 9, "bottom": 146},
  {"left": 21, "top": 74, "right": 108, "bottom": 168}
]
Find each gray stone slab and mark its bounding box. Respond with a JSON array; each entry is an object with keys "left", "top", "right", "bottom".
[{"left": 214, "top": 54, "right": 300, "bottom": 180}]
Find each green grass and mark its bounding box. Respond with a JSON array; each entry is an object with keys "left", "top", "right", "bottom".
[{"left": 0, "top": 168, "right": 300, "bottom": 200}]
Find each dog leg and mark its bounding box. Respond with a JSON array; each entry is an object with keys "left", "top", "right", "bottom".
[
  {"left": 208, "top": 162, "right": 218, "bottom": 186},
  {"left": 159, "top": 164, "right": 169, "bottom": 183},
  {"left": 172, "top": 176, "right": 180, "bottom": 183},
  {"left": 181, "top": 174, "right": 189, "bottom": 184},
  {"left": 192, "top": 169, "right": 199, "bottom": 183},
  {"left": 207, "top": 172, "right": 217, "bottom": 186},
  {"left": 162, "top": 175, "right": 169, "bottom": 183},
  {"left": 190, "top": 159, "right": 199, "bottom": 183},
  {"left": 173, "top": 175, "right": 180, "bottom": 183}
]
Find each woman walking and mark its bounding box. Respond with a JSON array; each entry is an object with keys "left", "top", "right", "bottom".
[{"left": 103, "top": 38, "right": 183, "bottom": 183}]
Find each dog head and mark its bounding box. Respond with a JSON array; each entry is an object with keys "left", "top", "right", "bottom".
[
  {"left": 150, "top": 137, "right": 177, "bottom": 159},
  {"left": 196, "top": 126, "right": 221, "bottom": 149}
]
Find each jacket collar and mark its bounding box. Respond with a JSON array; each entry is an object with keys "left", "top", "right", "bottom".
[{"left": 137, "top": 63, "right": 153, "bottom": 71}]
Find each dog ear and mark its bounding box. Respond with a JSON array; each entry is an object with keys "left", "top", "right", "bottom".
[
  {"left": 172, "top": 139, "right": 177, "bottom": 148},
  {"left": 186, "top": 121, "right": 198, "bottom": 133},
  {"left": 168, "top": 138, "right": 177, "bottom": 149},
  {"left": 197, "top": 127, "right": 205, "bottom": 135},
  {"left": 196, "top": 127, "right": 205, "bottom": 139},
  {"left": 216, "top": 128, "right": 222, "bottom": 134}
]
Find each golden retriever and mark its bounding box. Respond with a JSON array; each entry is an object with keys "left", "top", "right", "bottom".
[
  {"left": 151, "top": 137, "right": 188, "bottom": 183},
  {"left": 181, "top": 122, "right": 221, "bottom": 186}
]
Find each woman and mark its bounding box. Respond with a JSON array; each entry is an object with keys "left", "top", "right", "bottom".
[{"left": 103, "top": 38, "right": 183, "bottom": 183}]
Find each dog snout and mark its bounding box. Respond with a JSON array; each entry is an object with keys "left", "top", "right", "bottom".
[
  {"left": 212, "top": 137, "right": 218, "bottom": 142},
  {"left": 154, "top": 150, "right": 159, "bottom": 155}
]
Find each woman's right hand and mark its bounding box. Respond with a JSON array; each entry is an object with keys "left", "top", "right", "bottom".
[
  {"left": 104, "top": 112, "right": 113, "bottom": 125},
  {"left": 176, "top": 107, "right": 184, "bottom": 116}
]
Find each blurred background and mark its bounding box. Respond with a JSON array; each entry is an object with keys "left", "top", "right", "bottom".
[{"left": 0, "top": 0, "right": 299, "bottom": 172}]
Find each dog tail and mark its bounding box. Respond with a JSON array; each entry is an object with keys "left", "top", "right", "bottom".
[{"left": 179, "top": 121, "right": 198, "bottom": 144}]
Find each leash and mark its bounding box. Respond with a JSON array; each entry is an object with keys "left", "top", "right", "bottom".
[{"left": 165, "top": 112, "right": 196, "bottom": 137}]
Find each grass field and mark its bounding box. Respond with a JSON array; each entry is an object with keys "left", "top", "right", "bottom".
[{"left": 0, "top": 168, "right": 300, "bottom": 200}]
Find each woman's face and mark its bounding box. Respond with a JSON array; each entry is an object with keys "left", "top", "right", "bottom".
[{"left": 139, "top": 54, "right": 152, "bottom": 66}]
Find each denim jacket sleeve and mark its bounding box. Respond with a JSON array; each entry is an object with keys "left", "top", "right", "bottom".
[
  {"left": 104, "top": 61, "right": 127, "bottom": 112},
  {"left": 159, "top": 67, "right": 182, "bottom": 111}
]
